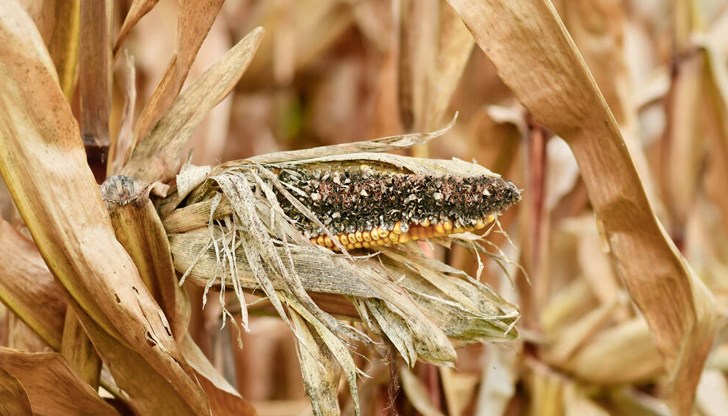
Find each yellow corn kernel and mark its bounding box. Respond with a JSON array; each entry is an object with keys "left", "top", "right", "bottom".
[
  {"left": 399, "top": 233, "right": 410, "bottom": 244},
  {"left": 310, "top": 237, "right": 317, "bottom": 245},
  {"left": 370, "top": 228, "right": 380, "bottom": 240},
  {"left": 475, "top": 219, "right": 486, "bottom": 230},
  {"left": 354, "top": 242, "right": 363, "bottom": 248},
  {"left": 346, "top": 243, "right": 355, "bottom": 250},
  {"left": 435, "top": 223, "right": 445, "bottom": 234},
  {"left": 420, "top": 218, "right": 430, "bottom": 227},
  {"left": 388, "top": 233, "right": 399, "bottom": 243},
  {"left": 317, "top": 236, "right": 325, "bottom": 246},
  {"left": 362, "top": 241, "right": 371, "bottom": 248},
  {"left": 378, "top": 228, "right": 389, "bottom": 239},
  {"left": 393, "top": 221, "right": 403, "bottom": 234},
  {"left": 348, "top": 233, "right": 357, "bottom": 244},
  {"left": 362, "top": 231, "right": 372, "bottom": 241},
  {"left": 355, "top": 231, "right": 363, "bottom": 242},
  {"left": 339, "top": 234, "right": 349, "bottom": 245},
  {"left": 443, "top": 221, "right": 453, "bottom": 232},
  {"left": 324, "top": 236, "right": 333, "bottom": 247}
]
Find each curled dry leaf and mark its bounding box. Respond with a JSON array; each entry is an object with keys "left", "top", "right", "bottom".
[
  {"left": 0, "top": 3, "right": 210, "bottom": 414},
  {"left": 0, "top": 348, "right": 118, "bottom": 416},
  {"left": 130, "top": 0, "right": 226, "bottom": 142},
  {"left": 121, "top": 26, "right": 265, "bottom": 184},
  {"left": 0, "top": 220, "right": 66, "bottom": 349},
  {"left": 448, "top": 0, "right": 718, "bottom": 412}
]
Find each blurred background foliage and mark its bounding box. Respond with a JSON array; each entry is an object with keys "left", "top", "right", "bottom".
[{"left": 3, "top": 0, "right": 728, "bottom": 415}]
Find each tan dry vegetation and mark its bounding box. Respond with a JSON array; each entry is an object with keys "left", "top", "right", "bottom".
[{"left": 1, "top": 0, "right": 727, "bottom": 415}]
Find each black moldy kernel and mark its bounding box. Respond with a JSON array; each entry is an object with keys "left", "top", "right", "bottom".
[{"left": 276, "top": 165, "right": 521, "bottom": 240}]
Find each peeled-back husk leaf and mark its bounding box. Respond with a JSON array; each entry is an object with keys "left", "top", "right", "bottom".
[
  {"left": 290, "top": 309, "right": 341, "bottom": 416},
  {"left": 448, "top": 1, "right": 717, "bottom": 412},
  {"left": 0, "top": 3, "right": 209, "bottom": 414}
]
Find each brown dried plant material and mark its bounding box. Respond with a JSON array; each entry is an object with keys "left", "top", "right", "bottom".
[
  {"left": 400, "top": 365, "right": 446, "bottom": 416},
  {"left": 109, "top": 51, "right": 137, "bottom": 176},
  {"left": 235, "top": 0, "right": 354, "bottom": 88},
  {"left": 701, "top": 40, "right": 728, "bottom": 235},
  {"left": 130, "top": 0, "right": 225, "bottom": 143},
  {"left": 79, "top": 0, "right": 111, "bottom": 166},
  {"left": 0, "top": 366, "right": 32, "bottom": 416},
  {"left": 563, "top": 318, "right": 663, "bottom": 385},
  {"left": 20, "top": 0, "right": 79, "bottom": 99},
  {"left": 448, "top": 0, "right": 718, "bottom": 412},
  {"left": 60, "top": 307, "right": 100, "bottom": 387},
  {"left": 0, "top": 220, "right": 66, "bottom": 349},
  {"left": 167, "top": 127, "right": 520, "bottom": 414},
  {"left": 662, "top": 53, "right": 705, "bottom": 234},
  {"left": 180, "top": 334, "right": 257, "bottom": 416},
  {"left": 529, "top": 359, "right": 565, "bottom": 416},
  {"left": 121, "top": 27, "right": 264, "bottom": 184},
  {"left": 101, "top": 176, "right": 187, "bottom": 339},
  {"left": 0, "top": 349, "right": 118, "bottom": 416},
  {"left": 114, "top": 0, "right": 160, "bottom": 55},
  {"left": 400, "top": 0, "right": 474, "bottom": 134},
  {"left": 0, "top": 3, "right": 209, "bottom": 414}
]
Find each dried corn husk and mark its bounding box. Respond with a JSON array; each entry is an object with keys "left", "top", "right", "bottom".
[{"left": 164, "top": 123, "right": 520, "bottom": 414}]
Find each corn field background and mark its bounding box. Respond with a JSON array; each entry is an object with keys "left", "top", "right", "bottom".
[{"left": 1, "top": 0, "right": 728, "bottom": 415}]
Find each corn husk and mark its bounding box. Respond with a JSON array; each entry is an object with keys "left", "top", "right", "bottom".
[{"left": 164, "top": 122, "right": 520, "bottom": 414}]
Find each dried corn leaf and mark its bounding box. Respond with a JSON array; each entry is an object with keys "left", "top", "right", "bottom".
[
  {"left": 399, "top": 0, "right": 474, "bottom": 136},
  {"left": 180, "top": 334, "right": 256, "bottom": 416},
  {"left": 114, "top": 0, "right": 159, "bottom": 55},
  {"left": 102, "top": 176, "right": 188, "bottom": 339},
  {"left": 0, "top": 220, "right": 66, "bottom": 349},
  {"left": 122, "top": 27, "right": 264, "bottom": 183},
  {"left": 239, "top": 0, "right": 353, "bottom": 87},
  {"left": 0, "top": 348, "right": 118, "bottom": 416},
  {"left": 563, "top": 318, "right": 663, "bottom": 384},
  {"left": 20, "top": 0, "right": 79, "bottom": 99},
  {"left": 448, "top": 1, "right": 717, "bottom": 412},
  {"left": 400, "top": 366, "right": 446, "bottom": 416},
  {"left": 475, "top": 344, "right": 519, "bottom": 416},
  {"left": 0, "top": 4, "right": 209, "bottom": 414},
  {"left": 702, "top": 41, "right": 728, "bottom": 234},
  {"left": 0, "top": 366, "right": 32, "bottom": 416},
  {"left": 78, "top": 0, "right": 111, "bottom": 155},
  {"left": 60, "top": 308, "right": 101, "bottom": 387},
  {"left": 109, "top": 50, "right": 137, "bottom": 176},
  {"left": 131, "top": 0, "right": 225, "bottom": 142}
]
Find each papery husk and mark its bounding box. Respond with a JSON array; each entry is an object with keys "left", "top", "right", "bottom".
[{"left": 164, "top": 123, "right": 520, "bottom": 414}]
